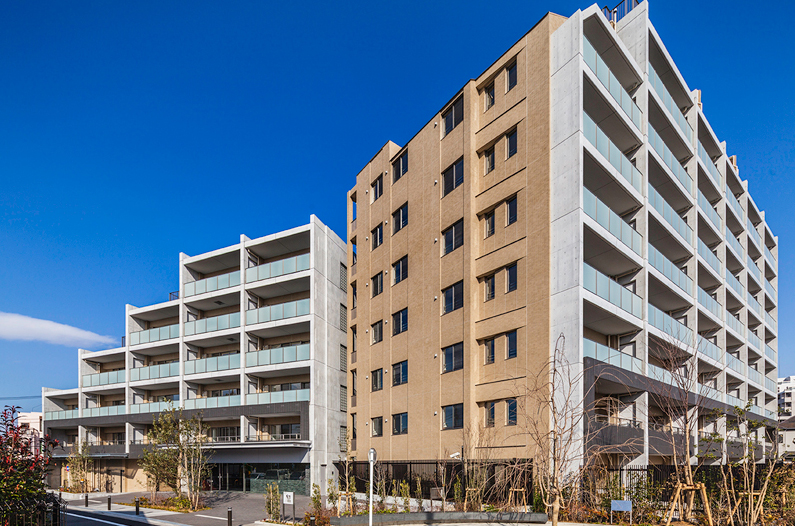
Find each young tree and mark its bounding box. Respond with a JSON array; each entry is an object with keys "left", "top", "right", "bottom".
[
  {"left": 67, "top": 437, "right": 93, "bottom": 492},
  {"left": 0, "top": 406, "right": 58, "bottom": 509},
  {"left": 179, "top": 412, "right": 213, "bottom": 510},
  {"left": 139, "top": 405, "right": 180, "bottom": 502}
]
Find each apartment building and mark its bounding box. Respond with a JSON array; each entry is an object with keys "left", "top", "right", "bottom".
[
  {"left": 778, "top": 376, "right": 795, "bottom": 419},
  {"left": 346, "top": 1, "right": 779, "bottom": 467},
  {"left": 42, "top": 216, "right": 348, "bottom": 494}
]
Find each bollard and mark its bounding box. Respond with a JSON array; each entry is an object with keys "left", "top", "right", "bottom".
[
  {"left": 135, "top": 497, "right": 140, "bottom": 515},
  {"left": 108, "top": 495, "right": 112, "bottom": 510},
  {"left": 85, "top": 494, "right": 89, "bottom": 507},
  {"left": 54, "top": 501, "right": 60, "bottom": 526},
  {"left": 310, "top": 515, "right": 316, "bottom": 526},
  {"left": 227, "top": 507, "right": 232, "bottom": 526}
]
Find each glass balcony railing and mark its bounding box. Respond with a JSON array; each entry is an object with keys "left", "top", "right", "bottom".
[
  {"left": 583, "top": 37, "right": 642, "bottom": 129},
  {"left": 725, "top": 393, "right": 744, "bottom": 408},
  {"left": 747, "top": 219, "right": 762, "bottom": 249},
  {"left": 648, "top": 362, "right": 678, "bottom": 385},
  {"left": 765, "top": 376, "right": 777, "bottom": 393},
  {"left": 765, "top": 408, "right": 778, "bottom": 420},
  {"left": 648, "top": 304, "right": 692, "bottom": 343},
  {"left": 246, "top": 343, "right": 311, "bottom": 367},
  {"left": 698, "top": 383, "right": 723, "bottom": 403},
  {"left": 765, "top": 344, "right": 777, "bottom": 362},
  {"left": 185, "top": 312, "right": 241, "bottom": 337},
  {"left": 130, "top": 401, "right": 177, "bottom": 414},
  {"left": 764, "top": 245, "right": 777, "bottom": 268},
  {"left": 84, "top": 405, "right": 127, "bottom": 418},
  {"left": 765, "top": 311, "right": 777, "bottom": 333},
  {"left": 246, "top": 389, "right": 311, "bottom": 406},
  {"left": 747, "top": 256, "right": 761, "bottom": 283},
  {"left": 583, "top": 338, "right": 643, "bottom": 374},
  {"left": 726, "top": 228, "right": 744, "bottom": 259},
  {"left": 83, "top": 370, "right": 125, "bottom": 387},
  {"left": 726, "top": 310, "right": 745, "bottom": 337},
  {"left": 726, "top": 187, "right": 744, "bottom": 221},
  {"left": 698, "top": 336, "right": 722, "bottom": 363},
  {"left": 764, "top": 278, "right": 777, "bottom": 303},
  {"left": 697, "top": 190, "right": 721, "bottom": 232},
  {"left": 246, "top": 253, "right": 311, "bottom": 284},
  {"left": 44, "top": 409, "right": 79, "bottom": 421},
  {"left": 130, "top": 324, "right": 179, "bottom": 346},
  {"left": 698, "top": 238, "right": 721, "bottom": 276},
  {"left": 649, "top": 184, "right": 693, "bottom": 245},
  {"left": 583, "top": 263, "right": 642, "bottom": 318},
  {"left": 648, "top": 64, "right": 693, "bottom": 142},
  {"left": 185, "top": 354, "right": 240, "bottom": 375},
  {"left": 697, "top": 287, "right": 722, "bottom": 320},
  {"left": 648, "top": 244, "right": 692, "bottom": 295},
  {"left": 749, "top": 405, "right": 762, "bottom": 416},
  {"left": 648, "top": 125, "right": 692, "bottom": 193},
  {"left": 747, "top": 367, "right": 763, "bottom": 386},
  {"left": 748, "top": 331, "right": 761, "bottom": 352},
  {"left": 184, "top": 395, "right": 242, "bottom": 410},
  {"left": 725, "top": 269, "right": 744, "bottom": 300},
  {"left": 747, "top": 294, "right": 762, "bottom": 319},
  {"left": 184, "top": 270, "right": 241, "bottom": 297},
  {"left": 582, "top": 113, "right": 642, "bottom": 193},
  {"left": 583, "top": 187, "right": 642, "bottom": 255},
  {"left": 697, "top": 141, "right": 722, "bottom": 188},
  {"left": 130, "top": 362, "right": 179, "bottom": 382},
  {"left": 246, "top": 298, "right": 311, "bottom": 325},
  {"left": 726, "top": 354, "right": 745, "bottom": 376}
]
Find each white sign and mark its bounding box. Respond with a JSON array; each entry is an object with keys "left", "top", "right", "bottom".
[{"left": 283, "top": 491, "right": 294, "bottom": 505}]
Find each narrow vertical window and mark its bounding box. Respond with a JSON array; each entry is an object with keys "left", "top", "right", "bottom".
[
  {"left": 393, "top": 256, "right": 408, "bottom": 285},
  {"left": 506, "top": 398, "right": 517, "bottom": 425},
  {"left": 484, "top": 147, "right": 495, "bottom": 174},
  {"left": 485, "top": 212, "right": 495, "bottom": 238},
  {"left": 485, "top": 275, "right": 495, "bottom": 301},
  {"left": 393, "top": 203, "right": 408, "bottom": 234},
  {"left": 442, "top": 158, "right": 464, "bottom": 197},
  {"left": 507, "top": 263, "right": 518, "bottom": 292},
  {"left": 485, "top": 83, "right": 495, "bottom": 110},
  {"left": 340, "top": 386, "right": 347, "bottom": 412},
  {"left": 392, "top": 151, "right": 408, "bottom": 183},
  {"left": 507, "top": 196, "right": 518, "bottom": 225},
  {"left": 507, "top": 62, "right": 517, "bottom": 91},
  {"left": 340, "top": 345, "right": 347, "bottom": 372},
  {"left": 392, "top": 308, "right": 408, "bottom": 335},
  {"left": 392, "top": 360, "right": 408, "bottom": 386},
  {"left": 371, "top": 272, "right": 383, "bottom": 297},
  {"left": 485, "top": 338, "right": 495, "bottom": 364},
  {"left": 371, "top": 321, "right": 383, "bottom": 344},
  {"left": 507, "top": 330, "right": 517, "bottom": 359},
  {"left": 371, "top": 368, "right": 383, "bottom": 391},
  {"left": 352, "top": 282, "right": 357, "bottom": 308},
  {"left": 485, "top": 401, "right": 495, "bottom": 427},
  {"left": 443, "top": 219, "right": 464, "bottom": 255},
  {"left": 443, "top": 97, "right": 464, "bottom": 136},
  {"left": 371, "top": 224, "right": 383, "bottom": 250},
  {"left": 371, "top": 175, "right": 383, "bottom": 202}
]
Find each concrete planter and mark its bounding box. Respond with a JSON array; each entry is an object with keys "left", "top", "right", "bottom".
[{"left": 330, "top": 511, "right": 548, "bottom": 525}]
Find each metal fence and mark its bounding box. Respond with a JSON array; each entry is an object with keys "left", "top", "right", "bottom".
[
  {"left": 0, "top": 494, "right": 67, "bottom": 526},
  {"left": 335, "top": 459, "right": 532, "bottom": 503}
]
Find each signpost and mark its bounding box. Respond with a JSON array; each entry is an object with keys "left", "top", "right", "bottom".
[
  {"left": 368, "top": 448, "right": 377, "bottom": 526},
  {"left": 284, "top": 491, "right": 295, "bottom": 524}
]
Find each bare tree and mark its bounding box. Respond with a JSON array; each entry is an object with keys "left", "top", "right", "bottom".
[{"left": 179, "top": 413, "right": 213, "bottom": 510}]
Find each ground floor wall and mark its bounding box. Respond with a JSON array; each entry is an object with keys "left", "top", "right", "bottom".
[{"left": 48, "top": 458, "right": 148, "bottom": 493}]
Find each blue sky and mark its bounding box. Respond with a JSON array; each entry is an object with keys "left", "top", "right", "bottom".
[{"left": 1, "top": 0, "right": 792, "bottom": 412}]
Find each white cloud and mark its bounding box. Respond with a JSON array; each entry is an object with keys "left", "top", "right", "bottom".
[{"left": 0, "top": 312, "right": 116, "bottom": 348}]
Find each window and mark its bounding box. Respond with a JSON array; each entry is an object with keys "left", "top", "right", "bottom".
[
  {"left": 351, "top": 370, "right": 357, "bottom": 396},
  {"left": 485, "top": 83, "right": 495, "bottom": 110},
  {"left": 341, "top": 386, "right": 348, "bottom": 412},
  {"left": 485, "top": 211, "right": 495, "bottom": 238},
  {"left": 352, "top": 283, "right": 357, "bottom": 308},
  {"left": 371, "top": 416, "right": 383, "bottom": 437},
  {"left": 443, "top": 342, "right": 464, "bottom": 373},
  {"left": 392, "top": 360, "right": 408, "bottom": 386},
  {"left": 507, "top": 196, "right": 518, "bottom": 225},
  {"left": 392, "top": 308, "right": 408, "bottom": 335},
  {"left": 371, "top": 368, "right": 383, "bottom": 391},
  {"left": 371, "top": 321, "right": 383, "bottom": 344},
  {"left": 507, "top": 129, "right": 518, "bottom": 158},
  {"left": 371, "top": 224, "right": 383, "bottom": 250},
  {"left": 371, "top": 175, "right": 383, "bottom": 202},
  {"left": 340, "top": 263, "right": 347, "bottom": 290},
  {"left": 442, "top": 158, "right": 464, "bottom": 197},
  {"left": 443, "top": 281, "right": 464, "bottom": 314},
  {"left": 340, "top": 426, "right": 348, "bottom": 450},
  {"left": 485, "top": 401, "right": 495, "bottom": 427},
  {"left": 507, "top": 61, "right": 517, "bottom": 91},
  {"left": 507, "top": 330, "right": 517, "bottom": 359},
  {"left": 352, "top": 414, "right": 357, "bottom": 439},
  {"left": 340, "top": 345, "right": 347, "bottom": 372},
  {"left": 506, "top": 398, "right": 517, "bottom": 426},
  {"left": 392, "top": 412, "right": 408, "bottom": 435},
  {"left": 485, "top": 275, "right": 495, "bottom": 302},
  {"left": 443, "top": 97, "right": 464, "bottom": 136},
  {"left": 443, "top": 219, "right": 464, "bottom": 255},
  {"left": 393, "top": 203, "right": 408, "bottom": 234},
  {"left": 340, "top": 304, "right": 347, "bottom": 332},
  {"left": 484, "top": 147, "right": 495, "bottom": 174},
  {"left": 442, "top": 403, "right": 464, "bottom": 429},
  {"left": 507, "top": 263, "right": 517, "bottom": 292},
  {"left": 372, "top": 272, "right": 383, "bottom": 297},
  {"left": 485, "top": 338, "right": 495, "bottom": 364},
  {"left": 352, "top": 327, "right": 357, "bottom": 353},
  {"left": 393, "top": 151, "right": 408, "bottom": 183},
  {"left": 393, "top": 256, "right": 408, "bottom": 285}
]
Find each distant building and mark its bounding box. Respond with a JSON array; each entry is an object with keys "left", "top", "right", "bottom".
[{"left": 778, "top": 376, "right": 795, "bottom": 419}]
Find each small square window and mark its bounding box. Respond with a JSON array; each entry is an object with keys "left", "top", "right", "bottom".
[
  {"left": 507, "top": 62, "right": 517, "bottom": 91},
  {"left": 485, "top": 212, "right": 495, "bottom": 238},
  {"left": 443, "top": 342, "right": 464, "bottom": 373},
  {"left": 392, "top": 360, "right": 408, "bottom": 386},
  {"left": 485, "top": 275, "right": 495, "bottom": 302},
  {"left": 392, "top": 412, "right": 408, "bottom": 435},
  {"left": 392, "top": 308, "right": 408, "bottom": 335},
  {"left": 507, "top": 263, "right": 517, "bottom": 292},
  {"left": 371, "top": 368, "right": 383, "bottom": 391},
  {"left": 442, "top": 403, "right": 464, "bottom": 429},
  {"left": 393, "top": 151, "right": 408, "bottom": 183},
  {"left": 484, "top": 147, "right": 495, "bottom": 174},
  {"left": 371, "top": 175, "right": 383, "bottom": 202},
  {"left": 393, "top": 203, "right": 408, "bottom": 234},
  {"left": 443, "top": 281, "right": 464, "bottom": 314},
  {"left": 371, "top": 416, "right": 383, "bottom": 437},
  {"left": 507, "top": 330, "right": 517, "bottom": 359},
  {"left": 485, "top": 83, "right": 495, "bottom": 111},
  {"left": 371, "top": 224, "right": 383, "bottom": 250},
  {"left": 507, "top": 196, "right": 518, "bottom": 225},
  {"left": 393, "top": 256, "right": 408, "bottom": 285},
  {"left": 371, "top": 272, "right": 383, "bottom": 297},
  {"left": 507, "top": 129, "right": 517, "bottom": 158},
  {"left": 485, "top": 401, "right": 495, "bottom": 427},
  {"left": 442, "top": 158, "right": 464, "bottom": 197},
  {"left": 371, "top": 321, "right": 383, "bottom": 344},
  {"left": 485, "top": 338, "right": 495, "bottom": 365},
  {"left": 443, "top": 97, "right": 464, "bottom": 136},
  {"left": 506, "top": 399, "right": 517, "bottom": 426}
]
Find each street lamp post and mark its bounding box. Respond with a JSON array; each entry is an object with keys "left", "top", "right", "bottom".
[{"left": 368, "top": 448, "right": 377, "bottom": 526}]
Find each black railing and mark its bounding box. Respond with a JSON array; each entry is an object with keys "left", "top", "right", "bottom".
[
  {"left": 0, "top": 494, "right": 67, "bottom": 526},
  {"left": 602, "top": 0, "right": 642, "bottom": 24},
  {"left": 169, "top": 291, "right": 179, "bottom": 301}
]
